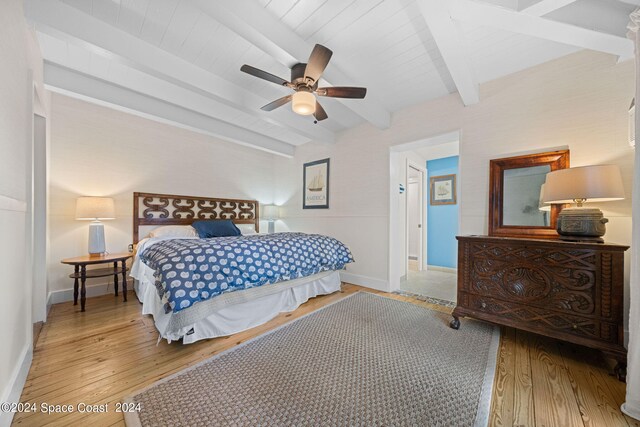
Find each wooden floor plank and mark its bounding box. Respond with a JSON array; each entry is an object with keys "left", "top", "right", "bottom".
[
  {"left": 11, "top": 284, "right": 634, "bottom": 426},
  {"left": 513, "top": 330, "right": 535, "bottom": 427},
  {"left": 488, "top": 327, "right": 516, "bottom": 427},
  {"left": 530, "top": 334, "right": 584, "bottom": 427}
]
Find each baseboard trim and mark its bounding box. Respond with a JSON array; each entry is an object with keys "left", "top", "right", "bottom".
[
  {"left": 340, "top": 272, "right": 389, "bottom": 292},
  {"left": 47, "top": 280, "right": 125, "bottom": 305},
  {"left": 427, "top": 265, "right": 457, "bottom": 274},
  {"left": 0, "top": 344, "right": 33, "bottom": 427}
]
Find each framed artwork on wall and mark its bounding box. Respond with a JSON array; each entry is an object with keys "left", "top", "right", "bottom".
[
  {"left": 430, "top": 174, "right": 456, "bottom": 205},
  {"left": 303, "top": 158, "right": 330, "bottom": 209}
]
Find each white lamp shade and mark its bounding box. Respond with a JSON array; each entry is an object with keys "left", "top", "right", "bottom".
[
  {"left": 76, "top": 197, "right": 116, "bottom": 220},
  {"left": 538, "top": 183, "right": 551, "bottom": 212},
  {"left": 263, "top": 205, "right": 280, "bottom": 220},
  {"left": 543, "top": 165, "right": 625, "bottom": 204},
  {"left": 291, "top": 91, "right": 316, "bottom": 115}
]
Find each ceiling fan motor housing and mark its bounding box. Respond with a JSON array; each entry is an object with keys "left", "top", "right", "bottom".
[{"left": 291, "top": 63, "right": 310, "bottom": 86}]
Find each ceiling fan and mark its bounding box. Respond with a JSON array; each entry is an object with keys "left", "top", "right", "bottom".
[{"left": 240, "top": 44, "right": 367, "bottom": 123}]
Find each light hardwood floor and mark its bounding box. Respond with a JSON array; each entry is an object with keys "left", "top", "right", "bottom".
[{"left": 13, "top": 284, "right": 638, "bottom": 427}]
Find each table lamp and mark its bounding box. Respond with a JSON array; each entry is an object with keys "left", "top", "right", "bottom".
[
  {"left": 263, "top": 205, "right": 280, "bottom": 234},
  {"left": 543, "top": 165, "right": 624, "bottom": 242},
  {"left": 76, "top": 197, "right": 115, "bottom": 255}
]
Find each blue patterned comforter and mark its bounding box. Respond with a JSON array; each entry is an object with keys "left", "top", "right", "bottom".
[{"left": 140, "top": 232, "right": 354, "bottom": 314}]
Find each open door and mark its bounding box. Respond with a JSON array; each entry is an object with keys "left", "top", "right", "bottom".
[{"left": 406, "top": 163, "right": 426, "bottom": 273}]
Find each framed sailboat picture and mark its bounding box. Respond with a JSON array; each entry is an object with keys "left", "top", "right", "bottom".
[
  {"left": 430, "top": 174, "right": 456, "bottom": 205},
  {"left": 303, "top": 158, "right": 330, "bottom": 209}
]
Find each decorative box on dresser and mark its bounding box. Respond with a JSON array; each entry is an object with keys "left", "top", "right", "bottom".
[{"left": 451, "top": 235, "right": 628, "bottom": 380}]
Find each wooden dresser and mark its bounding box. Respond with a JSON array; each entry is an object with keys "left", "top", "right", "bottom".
[{"left": 452, "top": 235, "right": 628, "bottom": 378}]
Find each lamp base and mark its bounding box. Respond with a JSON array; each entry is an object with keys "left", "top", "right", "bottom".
[
  {"left": 558, "top": 235, "right": 604, "bottom": 244},
  {"left": 556, "top": 207, "right": 608, "bottom": 243},
  {"left": 88, "top": 221, "right": 106, "bottom": 255}
]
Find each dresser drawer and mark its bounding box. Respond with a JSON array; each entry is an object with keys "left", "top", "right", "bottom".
[{"left": 462, "top": 293, "right": 619, "bottom": 344}]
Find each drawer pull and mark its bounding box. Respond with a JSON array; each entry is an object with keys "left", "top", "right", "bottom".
[
  {"left": 572, "top": 324, "right": 578, "bottom": 329},
  {"left": 481, "top": 302, "right": 487, "bottom": 309}
]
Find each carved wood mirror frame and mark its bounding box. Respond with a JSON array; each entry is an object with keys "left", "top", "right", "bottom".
[{"left": 488, "top": 149, "right": 569, "bottom": 239}]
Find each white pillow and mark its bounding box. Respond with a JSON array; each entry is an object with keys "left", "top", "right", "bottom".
[
  {"left": 237, "top": 224, "right": 258, "bottom": 235},
  {"left": 149, "top": 225, "right": 197, "bottom": 238}
]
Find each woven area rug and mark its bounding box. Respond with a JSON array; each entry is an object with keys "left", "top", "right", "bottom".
[{"left": 125, "top": 292, "right": 500, "bottom": 427}]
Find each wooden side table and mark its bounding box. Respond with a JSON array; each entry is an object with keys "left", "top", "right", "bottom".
[{"left": 61, "top": 253, "right": 133, "bottom": 312}]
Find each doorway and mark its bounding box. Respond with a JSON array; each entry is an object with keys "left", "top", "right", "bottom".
[{"left": 388, "top": 131, "right": 460, "bottom": 302}]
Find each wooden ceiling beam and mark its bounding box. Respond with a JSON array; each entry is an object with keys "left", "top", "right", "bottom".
[
  {"left": 452, "top": 0, "right": 634, "bottom": 61},
  {"left": 519, "top": 0, "right": 578, "bottom": 16},
  {"left": 416, "top": 0, "right": 480, "bottom": 106}
]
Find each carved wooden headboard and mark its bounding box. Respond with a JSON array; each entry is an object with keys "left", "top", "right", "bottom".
[{"left": 133, "top": 192, "right": 259, "bottom": 243}]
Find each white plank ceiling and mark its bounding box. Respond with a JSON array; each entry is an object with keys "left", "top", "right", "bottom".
[{"left": 25, "top": 0, "right": 636, "bottom": 156}]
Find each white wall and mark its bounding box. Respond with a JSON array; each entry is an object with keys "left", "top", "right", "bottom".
[
  {"left": 275, "top": 50, "right": 634, "bottom": 325},
  {"left": 48, "top": 94, "right": 280, "bottom": 300},
  {"left": 0, "top": 0, "right": 48, "bottom": 424}
]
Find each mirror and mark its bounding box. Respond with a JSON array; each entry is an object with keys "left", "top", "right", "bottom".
[
  {"left": 503, "top": 165, "right": 551, "bottom": 226},
  {"left": 489, "top": 150, "right": 569, "bottom": 238}
]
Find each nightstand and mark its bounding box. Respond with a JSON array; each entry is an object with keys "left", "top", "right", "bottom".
[{"left": 61, "top": 253, "right": 133, "bottom": 312}]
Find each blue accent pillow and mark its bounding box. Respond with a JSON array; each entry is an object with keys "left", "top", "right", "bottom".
[{"left": 191, "top": 220, "right": 241, "bottom": 238}]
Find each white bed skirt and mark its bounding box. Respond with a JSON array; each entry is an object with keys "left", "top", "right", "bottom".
[{"left": 133, "top": 263, "right": 341, "bottom": 344}]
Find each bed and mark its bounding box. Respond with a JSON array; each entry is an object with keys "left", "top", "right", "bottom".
[{"left": 130, "top": 192, "right": 353, "bottom": 344}]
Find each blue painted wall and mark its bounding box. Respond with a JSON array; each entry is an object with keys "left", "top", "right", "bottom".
[{"left": 427, "top": 156, "right": 459, "bottom": 268}]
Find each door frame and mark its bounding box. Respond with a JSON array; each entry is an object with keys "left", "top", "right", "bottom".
[{"left": 31, "top": 82, "right": 48, "bottom": 323}]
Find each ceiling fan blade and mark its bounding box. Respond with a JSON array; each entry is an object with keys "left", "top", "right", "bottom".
[
  {"left": 314, "top": 101, "right": 328, "bottom": 121},
  {"left": 304, "top": 44, "right": 333, "bottom": 84},
  {"left": 317, "top": 87, "right": 367, "bottom": 99},
  {"left": 261, "top": 95, "right": 292, "bottom": 111},
  {"left": 241, "top": 64, "right": 290, "bottom": 86}
]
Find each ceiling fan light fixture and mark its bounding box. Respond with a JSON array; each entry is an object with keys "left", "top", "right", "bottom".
[{"left": 291, "top": 91, "right": 316, "bottom": 115}]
